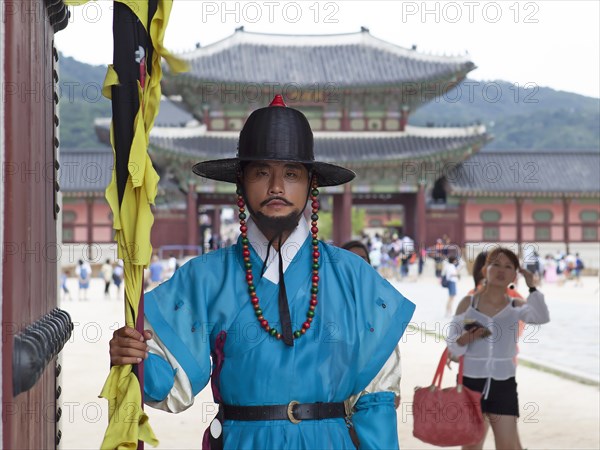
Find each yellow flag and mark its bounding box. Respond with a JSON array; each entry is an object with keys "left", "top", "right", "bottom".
[{"left": 61, "top": 1, "right": 188, "bottom": 448}]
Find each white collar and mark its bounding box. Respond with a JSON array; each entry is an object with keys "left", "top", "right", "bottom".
[{"left": 246, "top": 216, "right": 310, "bottom": 284}]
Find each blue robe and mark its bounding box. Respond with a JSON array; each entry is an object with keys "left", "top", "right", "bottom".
[{"left": 144, "top": 234, "right": 415, "bottom": 449}]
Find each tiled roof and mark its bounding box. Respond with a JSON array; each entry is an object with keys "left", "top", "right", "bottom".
[
  {"left": 448, "top": 152, "right": 600, "bottom": 195},
  {"left": 176, "top": 30, "right": 475, "bottom": 86},
  {"left": 58, "top": 148, "right": 113, "bottom": 193},
  {"left": 58, "top": 147, "right": 191, "bottom": 195},
  {"left": 155, "top": 97, "right": 197, "bottom": 127},
  {"left": 149, "top": 125, "right": 488, "bottom": 164}
]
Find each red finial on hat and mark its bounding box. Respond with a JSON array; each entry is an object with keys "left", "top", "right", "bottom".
[{"left": 269, "top": 94, "right": 287, "bottom": 107}]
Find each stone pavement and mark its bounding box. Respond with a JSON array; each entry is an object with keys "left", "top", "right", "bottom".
[{"left": 57, "top": 275, "right": 599, "bottom": 449}]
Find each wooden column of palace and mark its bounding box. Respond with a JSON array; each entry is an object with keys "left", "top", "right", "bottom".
[
  {"left": 341, "top": 98, "right": 350, "bottom": 131},
  {"left": 563, "top": 197, "right": 571, "bottom": 254},
  {"left": 458, "top": 198, "right": 466, "bottom": 248},
  {"left": 187, "top": 182, "right": 198, "bottom": 247},
  {"left": 86, "top": 197, "right": 94, "bottom": 259},
  {"left": 332, "top": 183, "right": 353, "bottom": 245},
  {"left": 415, "top": 184, "right": 427, "bottom": 248},
  {"left": 400, "top": 107, "right": 409, "bottom": 131},
  {"left": 516, "top": 197, "right": 523, "bottom": 259},
  {"left": 212, "top": 206, "right": 221, "bottom": 240},
  {"left": 403, "top": 193, "right": 416, "bottom": 239}
]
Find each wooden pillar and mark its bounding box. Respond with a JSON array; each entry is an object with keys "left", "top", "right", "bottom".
[
  {"left": 563, "top": 197, "right": 571, "bottom": 254},
  {"left": 516, "top": 197, "right": 523, "bottom": 259},
  {"left": 332, "top": 184, "right": 353, "bottom": 245},
  {"left": 400, "top": 106, "right": 409, "bottom": 131},
  {"left": 415, "top": 184, "right": 427, "bottom": 247},
  {"left": 212, "top": 206, "right": 221, "bottom": 242},
  {"left": 404, "top": 194, "right": 415, "bottom": 238},
  {"left": 187, "top": 182, "right": 198, "bottom": 248},
  {"left": 203, "top": 105, "right": 210, "bottom": 130},
  {"left": 86, "top": 197, "right": 94, "bottom": 260},
  {"left": 342, "top": 100, "right": 350, "bottom": 131},
  {"left": 340, "top": 108, "right": 350, "bottom": 131},
  {"left": 458, "top": 198, "right": 466, "bottom": 248}
]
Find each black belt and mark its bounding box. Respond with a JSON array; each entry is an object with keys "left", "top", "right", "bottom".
[{"left": 222, "top": 401, "right": 346, "bottom": 423}]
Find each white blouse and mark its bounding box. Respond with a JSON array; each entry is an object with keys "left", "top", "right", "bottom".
[{"left": 446, "top": 291, "right": 550, "bottom": 393}]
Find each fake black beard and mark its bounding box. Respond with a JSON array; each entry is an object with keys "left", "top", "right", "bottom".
[{"left": 253, "top": 210, "right": 301, "bottom": 235}]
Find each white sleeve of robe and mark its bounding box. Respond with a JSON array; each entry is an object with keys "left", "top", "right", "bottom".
[
  {"left": 144, "top": 319, "right": 197, "bottom": 413},
  {"left": 345, "top": 345, "right": 402, "bottom": 412}
]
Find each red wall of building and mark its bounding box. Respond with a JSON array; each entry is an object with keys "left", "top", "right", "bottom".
[
  {"left": 551, "top": 225, "right": 565, "bottom": 241},
  {"left": 426, "top": 209, "right": 461, "bottom": 244},
  {"left": 92, "top": 201, "right": 112, "bottom": 242},
  {"left": 62, "top": 195, "right": 599, "bottom": 253},
  {"left": 151, "top": 213, "right": 189, "bottom": 248},
  {"left": 521, "top": 200, "right": 564, "bottom": 224},
  {"left": 464, "top": 197, "right": 599, "bottom": 243},
  {"left": 62, "top": 200, "right": 190, "bottom": 249},
  {"left": 62, "top": 199, "right": 112, "bottom": 243},
  {"left": 569, "top": 200, "right": 600, "bottom": 242},
  {"left": 499, "top": 225, "right": 517, "bottom": 241},
  {"left": 522, "top": 226, "right": 535, "bottom": 241},
  {"left": 569, "top": 200, "right": 600, "bottom": 223},
  {"left": 465, "top": 200, "right": 516, "bottom": 224},
  {"left": 465, "top": 225, "right": 483, "bottom": 240},
  {"left": 464, "top": 200, "right": 516, "bottom": 242}
]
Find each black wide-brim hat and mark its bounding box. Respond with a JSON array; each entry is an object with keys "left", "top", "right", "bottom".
[{"left": 192, "top": 96, "right": 355, "bottom": 187}]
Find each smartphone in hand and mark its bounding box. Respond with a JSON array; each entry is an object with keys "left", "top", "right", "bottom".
[{"left": 463, "top": 319, "right": 492, "bottom": 337}]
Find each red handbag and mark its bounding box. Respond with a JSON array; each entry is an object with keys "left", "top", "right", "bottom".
[{"left": 413, "top": 348, "right": 485, "bottom": 447}]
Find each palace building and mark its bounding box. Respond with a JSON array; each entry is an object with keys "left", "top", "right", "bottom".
[{"left": 60, "top": 29, "right": 600, "bottom": 265}]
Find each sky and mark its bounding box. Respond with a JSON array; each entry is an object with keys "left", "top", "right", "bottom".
[{"left": 54, "top": 0, "right": 600, "bottom": 98}]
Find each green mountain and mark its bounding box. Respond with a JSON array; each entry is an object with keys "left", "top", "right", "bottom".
[
  {"left": 58, "top": 54, "right": 600, "bottom": 151},
  {"left": 410, "top": 80, "right": 600, "bottom": 151},
  {"left": 58, "top": 54, "right": 111, "bottom": 148}
]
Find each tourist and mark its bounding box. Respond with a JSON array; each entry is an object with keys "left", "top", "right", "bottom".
[{"left": 446, "top": 247, "right": 550, "bottom": 449}]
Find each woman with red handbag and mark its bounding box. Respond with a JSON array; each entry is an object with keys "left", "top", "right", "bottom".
[{"left": 446, "top": 247, "right": 550, "bottom": 449}]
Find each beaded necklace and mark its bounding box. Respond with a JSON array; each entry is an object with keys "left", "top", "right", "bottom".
[{"left": 236, "top": 178, "right": 320, "bottom": 341}]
